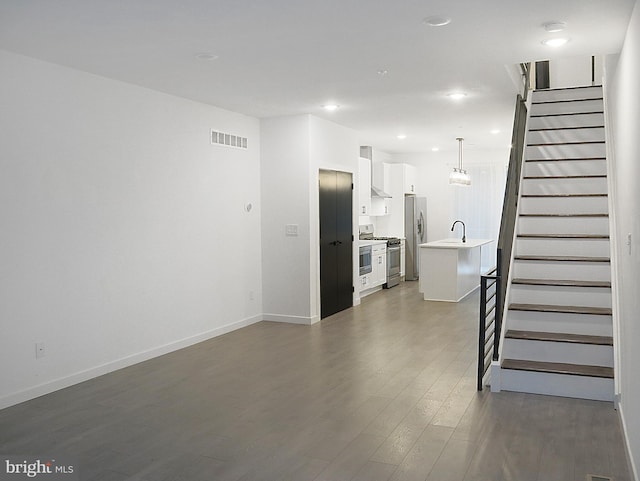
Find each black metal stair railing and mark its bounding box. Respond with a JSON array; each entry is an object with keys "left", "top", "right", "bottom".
[{"left": 477, "top": 63, "right": 530, "bottom": 391}]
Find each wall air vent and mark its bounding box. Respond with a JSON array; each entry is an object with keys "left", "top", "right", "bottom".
[{"left": 211, "top": 129, "right": 248, "bottom": 149}]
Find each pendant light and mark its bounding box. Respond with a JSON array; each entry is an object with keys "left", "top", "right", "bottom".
[{"left": 449, "top": 137, "right": 471, "bottom": 186}]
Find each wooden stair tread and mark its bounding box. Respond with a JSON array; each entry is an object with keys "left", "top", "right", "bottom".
[
  {"left": 509, "top": 303, "right": 612, "bottom": 316},
  {"left": 532, "top": 97, "right": 603, "bottom": 105},
  {"left": 521, "top": 193, "right": 607, "bottom": 198},
  {"left": 527, "top": 141, "right": 604, "bottom": 146},
  {"left": 530, "top": 112, "right": 605, "bottom": 119},
  {"left": 523, "top": 174, "right": 606, "bottom": 179},
  {"left": 517, "top": 234, "right": 609, "bottom": 239},
  {"left": 528, "top": 126, "right": 604, "bottom": 132},
  {"left": 519, "top": 213, "right": 608, "bottom": 217},
  {"left": 525, "top": 156, "right": 605, "bottom": 162},
  {"left": 505, "top": 330, "right": 613, "bottom": 345},
  {"left": 502, "top": 359, "right": 614, "bottom": 378},
  {"left": 512, "top": 278, "right": 611, "bottom": 288},
  {"left": 515, "top": 255, "right": 610, "bottom": 262}
]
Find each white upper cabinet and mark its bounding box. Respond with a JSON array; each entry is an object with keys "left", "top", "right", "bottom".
[
  {"left": 403, "top": 164, "right": 417, "bottom": 194},
  {"left": 358, "top": 157, "right": 371, "bottom": 216}
]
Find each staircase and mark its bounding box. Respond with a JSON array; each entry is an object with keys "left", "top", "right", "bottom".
[{"left": 496, "top": 86, "right": 614, "bottom": 402}]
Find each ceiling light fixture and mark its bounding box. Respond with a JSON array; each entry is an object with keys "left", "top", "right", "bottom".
[
  {"left": 490, "top": 129, "right": 500, "bottom": 134},
  {"left": 447, "top": 92, "right": 467, "bottom": 100},
  {"left": 432, "top": 147, "right": 440, "bottom": 152},
  {"left": 543, "top": 21, "right": 567, "bottom": 33},
  {"left": 195, "top": 53, "right": 219, "bottom": 61},
  {"left": 322, "top": 104, "right": 340, "bottom": 111},
  {"left": 377, "top": 69, "right": 389, "bottom": 76},
  {"left": 449, "top": 137, "right": 470, "bottom": 186},
  {"left": 423, "top": 15, "right": 452, "bottom": 27},
  {"left": 397, "top": 134, "right": 407, "bottom": 140},
  {"left": 542, "top": 37, "right": 569, "bottom": 47}
]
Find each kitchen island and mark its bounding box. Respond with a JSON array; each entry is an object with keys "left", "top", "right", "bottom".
[{"left": 418, "top": 238, "right": 493, "bottom": 302}]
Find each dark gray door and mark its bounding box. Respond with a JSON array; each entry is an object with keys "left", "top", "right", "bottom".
[{"left": 319, "top": 169, "right": 353, "bottom": 319}]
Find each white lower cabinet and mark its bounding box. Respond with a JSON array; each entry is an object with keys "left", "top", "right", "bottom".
[
  {"left": 373, "top": 243, "right": 387, "bottom": 286},
  {"left": 359, "top": 242, "right": 387, "bottom": 297}
]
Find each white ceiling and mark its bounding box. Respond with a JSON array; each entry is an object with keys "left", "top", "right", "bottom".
[{"left": 0, "top": 0, "right": 635, "bottom": 154}]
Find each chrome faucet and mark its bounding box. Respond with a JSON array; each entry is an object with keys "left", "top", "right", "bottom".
[{"left": 451, "top": 220, "right": 466, "bottom": 243}]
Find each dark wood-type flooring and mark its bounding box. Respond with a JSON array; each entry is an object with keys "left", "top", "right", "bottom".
[{"left": 0, "top": 282, "right": 632, "bottom": 480}]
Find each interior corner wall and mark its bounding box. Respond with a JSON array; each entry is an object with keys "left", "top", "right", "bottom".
[
  {"left": 0, "top": 50, "right": 263, "bottom": 408},
  {"left": 260, "top": 115, "right": 313, "bottom": 324},
  {"left": 604, "top": 2, "right": 640, "bottom": 479},
  {"left": 260, "top": 115, "right": 360, "bottom": 324}
]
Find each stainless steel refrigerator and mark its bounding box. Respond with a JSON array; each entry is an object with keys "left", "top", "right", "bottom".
[{"left": 404, "top": 195, "right": 427, "bottom": 281}]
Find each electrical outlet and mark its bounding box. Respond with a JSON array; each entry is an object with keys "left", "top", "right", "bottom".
[{"left": 35, "top": 342, "right": 45, "bottom": 359}]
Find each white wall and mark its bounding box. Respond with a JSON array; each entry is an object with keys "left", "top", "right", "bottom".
[
  {"left": 604, "top": 2, "right": 640, "bottom": 479},
  {"left": 261, "top": 115, "right": 360, "bottom": 323},
  {"left": 0, "top": 50, "right": 263, "bottom": 408},
  {"left": 260, "top": 115, "right": 313, "bottom": 323}
]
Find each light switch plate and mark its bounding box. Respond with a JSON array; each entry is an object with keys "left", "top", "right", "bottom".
[{"left": 285, "top": 224, "right": 298, "bottom": 237}]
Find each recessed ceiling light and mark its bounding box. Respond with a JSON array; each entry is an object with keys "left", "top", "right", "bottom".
[
  {"left": 542, "top": 37, "right": 570, "bottom": 47},
  {"left": 423, "top": 15, "right": 452, "bottom": 27},
  {"left": 322, "top": 104, "right": 340, "bottom": 111},
  {"left": 447, "top": 92, "right": 467, "bottom": 100},
  {"left": 490, "top": 129, "right": 500, "bottom": 134},
  {"left": 377, "top": 69, "right": 389, "bottom": 76},
  {"left": 397, "top": 134, "right": 407, "bottom": 140},
  {"left": 432, "top": 147, "right": 440, "bottom": 152},
  {"left": 195, "top": 52, "right": 219, "bottom": 61},
  {"left": 543, "top": 21, "right": 567, "bottom": 33}
]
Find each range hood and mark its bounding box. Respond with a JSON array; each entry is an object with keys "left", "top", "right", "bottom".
[
  {"left": 360, "top": 145, "right": 392, "bottom": 198},
  {"left": 371, "top": 185, "right": 392, "bottom": 198}
]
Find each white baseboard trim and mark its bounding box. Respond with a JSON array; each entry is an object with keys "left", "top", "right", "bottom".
[
  {"left": 0, "top": 314, "right": 262, "bottom": 410},
  {"left": 618, "top": 402, "right": 640, "bottom": 481},
  {"left": 263, "top": 313, "right": 316, "bottom": 325}
]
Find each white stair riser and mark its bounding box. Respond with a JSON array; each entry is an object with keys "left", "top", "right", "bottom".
[
  {"left": 529, "top": 99, "right": 604, "bottom": 116},
  {"left": 517, "top": 216, "right": 609, "bottom": 235},
  {"left": 529, "top": 113, "right": 604, "bottom": 130},
  {"left": 521, "top": 177, "right": 608, "bottom": 196},
  {"left": 519, "top": 195, "right": 609, "bottom": 215},
  {"left": 509, "top": 284, "right": 612, "bottom": 308},
  {"left": 527, "top": 128, "right": 604, "bottom": 144},
  {"left": 524, "top": 159, "right": 607, "bottom": 177},
  {"left": 512, "top": 260, "right": 611, "bottom": 281},
  {"left": 515, "top": 238, "right": 610, "bottom": 257},
  {"left": 499, "top": 369, "right": 613, "bottom": 401},
  {"left": 532, "top": 87, "right": 603, "bottom": 103},
  {"left": 526, "top": 143, "right": 606, "bottom": 159},
  {"left": 502, "top": 339, "right": 613, "bottom": 367},
  {"left": 505, "top": 310, "right": 613, "bottom": 337}
]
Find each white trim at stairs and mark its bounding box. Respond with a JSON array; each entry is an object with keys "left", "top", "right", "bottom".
[
  {"left": 0, "top": 314, "right": 263, "bottom": 410},
  {"left": 619, "top": 402, "right": 640, "bottom": 481}
]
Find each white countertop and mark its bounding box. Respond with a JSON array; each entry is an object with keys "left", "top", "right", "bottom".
[
  {"left": 359, "top": 239, "right": 387, "bottom": 247},
  {"left": 420, "top": 238, "right": 493, "bottom": 249}
]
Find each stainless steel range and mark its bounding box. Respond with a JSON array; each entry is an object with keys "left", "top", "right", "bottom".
[{"left": 359, "top": 225, "right": 401, "bottom": 289}]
